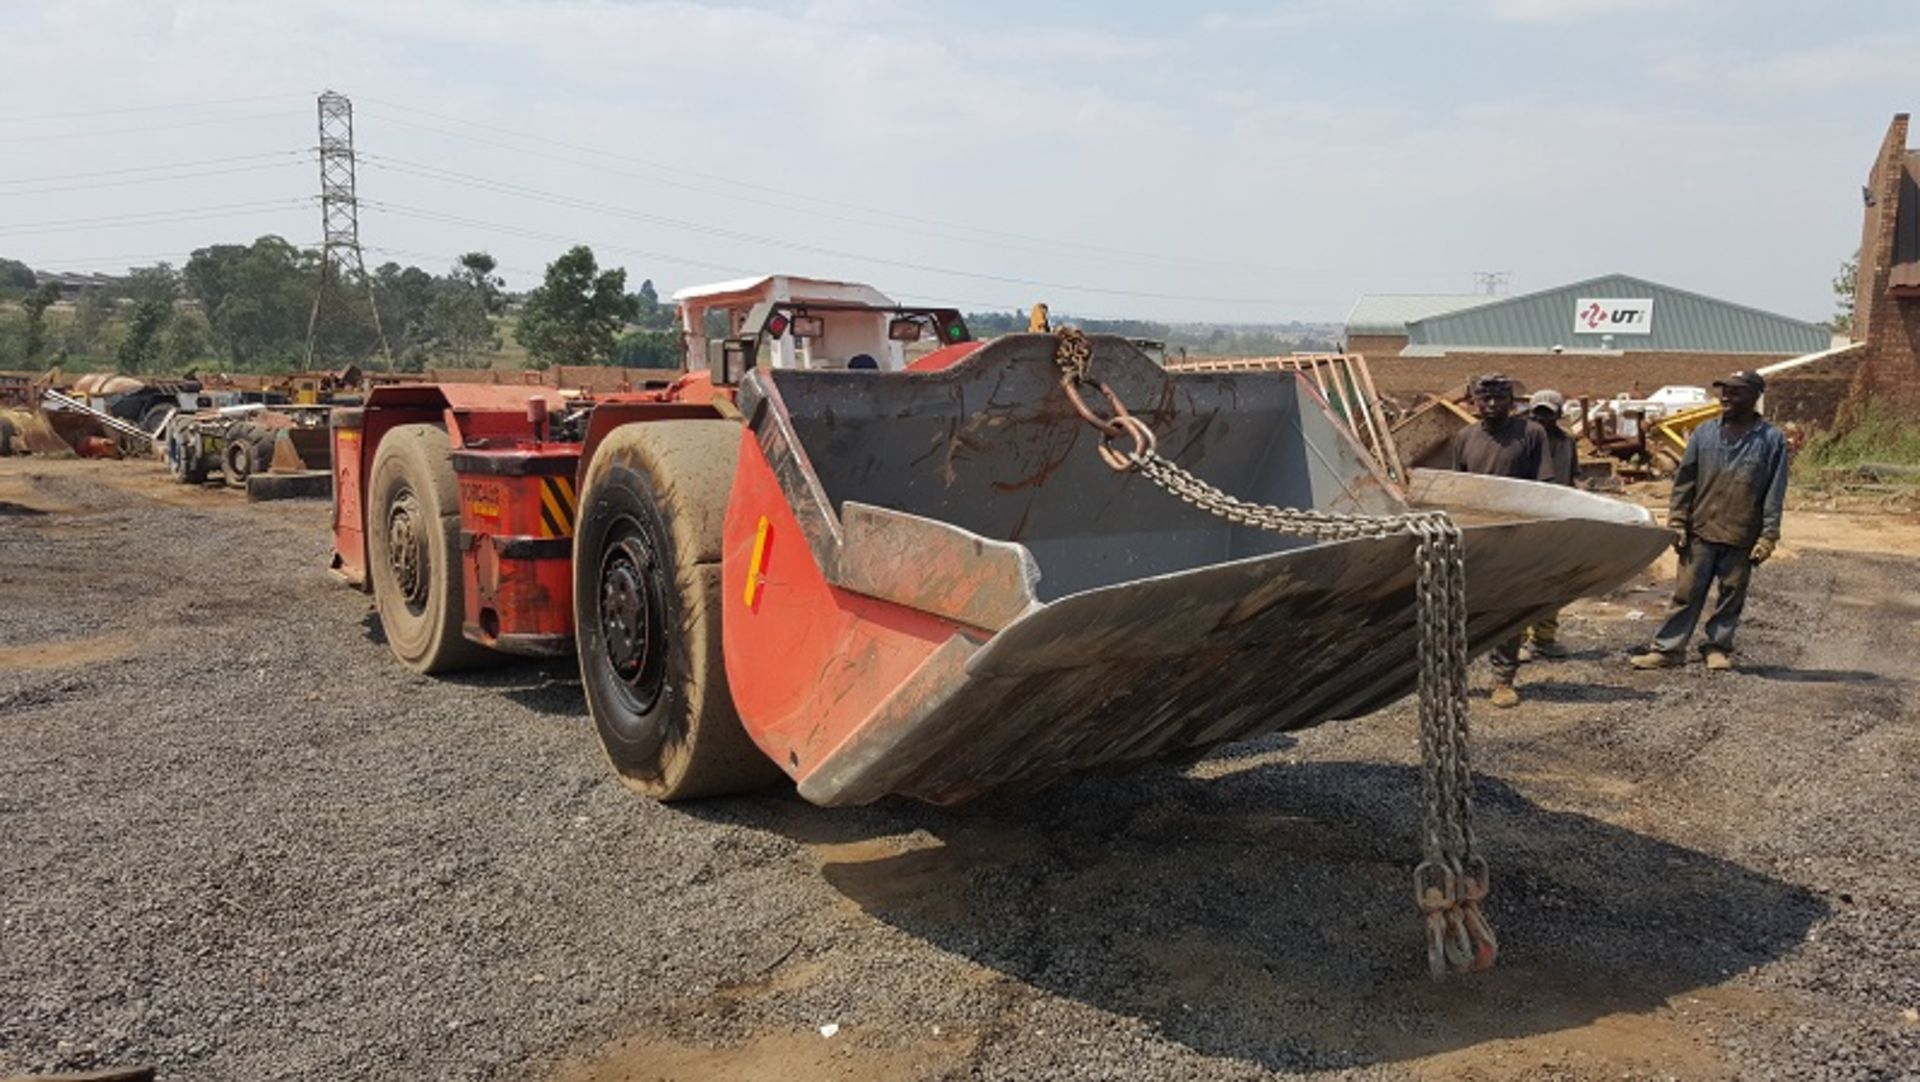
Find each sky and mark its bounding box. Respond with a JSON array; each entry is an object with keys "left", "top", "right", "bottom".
[{"left": 0, "top": 0, "right": 1912, "bottom": 324}]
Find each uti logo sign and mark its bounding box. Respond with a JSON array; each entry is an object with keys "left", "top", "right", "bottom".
[{"left": 1574, "top": 297, "right": 1654, "bottom": 335}]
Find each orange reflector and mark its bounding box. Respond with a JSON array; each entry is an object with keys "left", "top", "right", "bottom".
[{"left": 743, "top": 515, "right": 771, "bottom": 608}]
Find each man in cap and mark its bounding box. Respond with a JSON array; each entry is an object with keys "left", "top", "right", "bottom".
[
  {"left": 1630, "top": 370, "right": 1788, "bottom": 672},
  {"left": 1453, "top": 374, "right": 1558, "bottom": 707},
  {"left": 1519, "top": 389, "right": 1577, "bottom": 662}
]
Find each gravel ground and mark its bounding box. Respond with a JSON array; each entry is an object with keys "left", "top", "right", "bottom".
[{"left": 1, "top": 457, "right": 1916, "bottom": 1081}]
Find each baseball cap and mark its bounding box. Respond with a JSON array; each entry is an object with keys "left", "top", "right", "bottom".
[
  {"left": 1471, "top": 372, "right": 1514, "bottom": 395},
  {"left": 1528, "top": 389, "right": 1565, "bottom": 415},
  {"left": 1713, "top": 370, "right": 1766, "bottom": 393}
]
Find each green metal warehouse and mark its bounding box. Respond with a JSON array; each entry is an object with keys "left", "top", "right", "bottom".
[{"left": 1346, "top": 273, "right": 1831, "bottom": 360}]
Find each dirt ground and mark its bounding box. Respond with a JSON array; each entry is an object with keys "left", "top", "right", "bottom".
[{"left": 1, "top": 457, "right": 1917, "bottom": 1081}]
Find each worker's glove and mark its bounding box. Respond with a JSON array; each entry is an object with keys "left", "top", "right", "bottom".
[
  {"left": 1672, "top": 531, "right": 1690, "bottom": 557},
  {"left": 1750, "top": 537, "right": 1776, "bottom": 565}
]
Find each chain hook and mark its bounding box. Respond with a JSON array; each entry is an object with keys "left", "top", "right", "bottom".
[{"left": 1051, "top": 324, "right": 1492, "bottom": 980}]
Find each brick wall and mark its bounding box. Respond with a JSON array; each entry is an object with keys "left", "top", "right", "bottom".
[
  {"left": 1849, "top": 113, "right": 1920, "bottom": 416},
  {"left": 1767, "top": 353, "right": 1863, "bottom": 427},
  {"left": 1363, "top": 351, "right": 1795, "bottom": 403},
  {"left": 1344, "top": 334, "right": 1407, "bottom": 357}
]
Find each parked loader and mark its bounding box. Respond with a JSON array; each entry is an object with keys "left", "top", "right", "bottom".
[{"left": 330, "top": 274, "right": 1670, "bottom": 977}]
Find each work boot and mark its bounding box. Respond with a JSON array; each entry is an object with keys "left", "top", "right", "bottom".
[
  {"left": 1629, "top": 650, "right": 1681, "bottom": 670},
  {"left": 1489, "top": 684, "right": 1520, "bottom": 709},
  {"left": 1528, "top": 639, "right": 1570, "bottom": 660},
  {"left": 1703, "top": 648, "right": 1735, "bottom": 672}
]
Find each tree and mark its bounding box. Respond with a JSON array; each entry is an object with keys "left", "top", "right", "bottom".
[
  {"left": 0, "top": 257, "right": 35, "bottom": 295},
  {"left": 453, "top": 251, "right": 505, "bottom": 315},
  {"left": 1832, "top": 250, "right": 1858, "bottom": 336},
  {"left": 610, "top": 329, "right": 681, "bottom": 368},
  {"left": 21, "top": 282, "right": 59, "bottom": 362},
  {"left": 116, "top": 300, "right": 172, "bottom": 373},
  {"left": 183, "top": 236, "right": 316, "bottom": 369},
  {"left": 514, "top": 246, "right": 637, "bottom": 367},
  {"left": 632, "top": 278, "right": 674, "bottom": 331},
  {"left": 372, "top": 261, "right": 437, "bottom": 360},
  {"left": 66, "top": 288, "right": 117, "bottom": 357},
  {"left": 424, "top": 284, "right": 497, "bottom": 366},
  {"left": 122, "top": 263, "right": 180, "bottom": 307},
  {"left": 164, "top": 308, "right": 213, "bottom": 368}
]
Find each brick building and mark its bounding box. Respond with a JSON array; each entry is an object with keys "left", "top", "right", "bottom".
[{"left": 1850, "top": 112, "right": 1920, "bottom": 414}]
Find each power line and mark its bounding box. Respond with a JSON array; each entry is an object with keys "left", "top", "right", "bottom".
[
  {"left": 13, "top": 110, "right": 309, "bottom": 143},
  {"left": 359, "top": 169, "right": 1331, "bottom": 306},
  {"left": 363, "top": 201, "right": 751, "bottom": 276},
  {"left": 25, "top": 251, "right": 199, "bottom": 272},
  {"left": 352, "top": 103, "right": 1476, "bottom": 301},
  {"left": 364, "top": 147, "right": 1257, "bottom": 278},
  {"left": 0, "top": 92, "right": 308, "bottom": 124},
  {"left": 305, "top": 91, "right": 392, "bottom": 367},
  {"left": 0, "top": 159, "right": 310, "bottom": 199},
  {"left": 0, "top": 199, "right": 311, "bottom": 237},
  {"left": 0, "top": 150, "right": 309, "bottom": 187},
  {"left": 1473, "top": 270, "right": 1511, "bottom": 296},
  {"left": 362, "top": 243, "right": 1212, "bottom": 323},
  {"left": 355, "top": 102, "right": 1363, "bottom": 279},
  {"left": 363, "top": 246, "right": 545, "bottom": 279}
]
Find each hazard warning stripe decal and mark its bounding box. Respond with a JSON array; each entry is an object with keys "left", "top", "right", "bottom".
[{"left": 537, "top": 476, "right": 576, "bottom": 538}]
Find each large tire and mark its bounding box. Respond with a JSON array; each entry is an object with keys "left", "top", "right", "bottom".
[
  {"left": 168, "top": 425, "right": 209, "bottom": 484},
  {"left": 138, "top": 400, "right": 176, "bottom": 436},
  {"left": 221, "top": 425, "right": 271, "bottom": 488},
  {"left": 221, "top": 432, "right": 254, "bottom": 487},
  {"left": 366, "top": 424, "right": 494, "bottom": 673},
  {"left": 573, "top": 421, "right": 781, "bottom": 801}
]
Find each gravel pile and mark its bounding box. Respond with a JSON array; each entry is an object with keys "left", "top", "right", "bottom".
[{"left": 2, "top": 458, "right": 1914, "bottom": 1080}]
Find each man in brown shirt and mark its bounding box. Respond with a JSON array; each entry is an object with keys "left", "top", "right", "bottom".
[{"left": 1452, "top": 374, "right": 1558, "bottom": 707}]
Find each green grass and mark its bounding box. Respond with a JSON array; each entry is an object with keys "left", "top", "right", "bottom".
[
  {"left": 1800, "top": 401, "right": 1920, "bottom": 468},
  {"left": 1794, "top": 399, "right": 1920, "bottom": 488}
]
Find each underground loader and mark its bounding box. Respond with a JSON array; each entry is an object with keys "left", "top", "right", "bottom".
[{"left": 329, "top": 275, "right": 1671, "bottom": 977}]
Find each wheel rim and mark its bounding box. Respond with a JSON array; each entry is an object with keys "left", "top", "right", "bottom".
[
  {"left": 597, "top": 514, "right": 669, "bottom": 718},
  {"left": 385, "top": 486, "right": 430, "bottom": 615}
]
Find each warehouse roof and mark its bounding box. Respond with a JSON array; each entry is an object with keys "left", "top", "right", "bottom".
[
  {"left": 1344, "top": 294, "right": 1496, "bottom": 337},
  {"left": 1405, "top": 273, "right": 1829, "bottom": 355}
]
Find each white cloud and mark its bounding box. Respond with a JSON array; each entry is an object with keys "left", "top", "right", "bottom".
[
  {"left": 1651, "top": 32, "right": 1920, "bottom": 94},
  {"left": 1482, "top": 0, "right": 1686, "bottom": 22}
]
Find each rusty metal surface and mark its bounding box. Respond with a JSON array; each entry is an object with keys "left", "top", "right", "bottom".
[
  {"left": 834, "top": 503, "right": 1040, "bottom": 631},
  {"left": 800, "top": 510, "right": 1670, "bottom": 806},
  {"left": 270, "top": 427, "right": 333, "bottom": 473},
  {"left": 361, "top": 382, "right": 573, "bottom": 415},
  {"left": 744, "top": 333, "right": 1404, "bottom": 605},
  {"left": 741, "top": 334, "right": 1672, "bottom": 807}
]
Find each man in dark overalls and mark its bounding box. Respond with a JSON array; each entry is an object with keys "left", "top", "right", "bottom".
[
  {"left": 1452, "top": 374, "right": 1557, "bottom": 706},
  {"left": 1630, "top": 370, "right": 1789, "bottom": 671}
]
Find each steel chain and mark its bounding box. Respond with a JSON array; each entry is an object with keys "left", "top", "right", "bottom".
[{"left": 1051, "top": 327, "right": 1496, "bottom": 979}]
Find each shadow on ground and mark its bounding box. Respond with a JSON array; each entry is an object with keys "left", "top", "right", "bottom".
[
  {"left": 1507, "top": 680, "right": 1656, "bottom": 704},
  {"left": 696, "top": 760, "right": 1825, "bottom": 1072},
  {"left": 448, "top": 661, "right": 588, "bottom": 717},
  {"left": 1743, "top": 665, "right": 1888, "bottom": 685}
]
